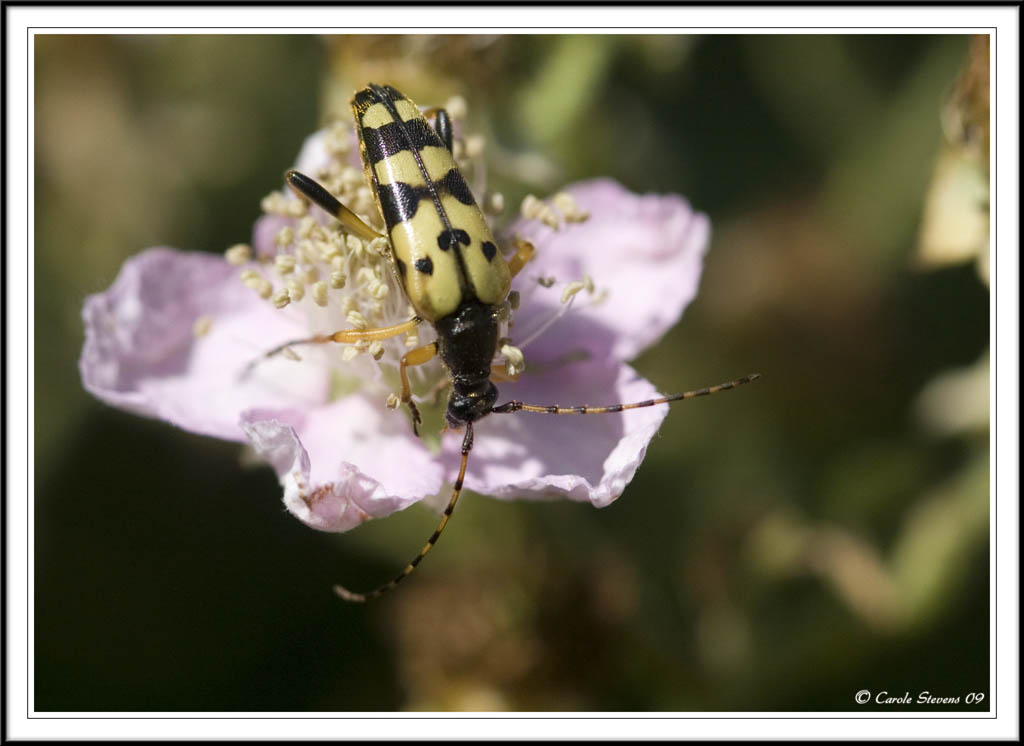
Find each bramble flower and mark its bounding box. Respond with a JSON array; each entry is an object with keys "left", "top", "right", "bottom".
[{"left": 80, "top": 105, "right": 710, "bottom": 534}]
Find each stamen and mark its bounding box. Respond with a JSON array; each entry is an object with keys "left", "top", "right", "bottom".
[
  {"left": 325, "top": 121, "right": 352, "bottom": 157},
  {"left": 330, "top": 270, "right": 347, "bottom": 289},
  {"left": 275, "top": 226, "right": 294, "bottom": 248},
  {"left": 500, "top": 343, "right": 526, "bottom": 376},
  {"left": 346, "top": 310, "right": 368, "bottom": 330},
  {"left": 274, "top": 254, "right": 297, "bottom": 275},
  {"left": 286, "top": 279, "right": 305, "bottom": 302},
  {"left": 386, "top": 393, "right": 401, "bottom": 409},
  {"left": 521, "top": 194, "right": 559, "bottom": 229},
  {"left": 516, "top": 291, "right": 578, "bottom": 351},
  {"left": 296, "top": 216, "right": 319, "bottom": 240},
  {"left": 270, "top": 287, "right": 290, "bottom": 308},
  {"left": 369, "top": 341, "right": 385, "bottom": 360},
  {"left": 561, "top": 280, "right": 586, "bottom": 304},
  {"left": 281, "top": 347, "right": 301, "bottom": 362},
  {"left": 311, "top": 281, "right": 329, "bottom": 307},
  {"left": 225, "top": 244, "right": 252, "bottom": 265},
  {"left": 553, "top": 191, "right": 590, "bottom": 222}
]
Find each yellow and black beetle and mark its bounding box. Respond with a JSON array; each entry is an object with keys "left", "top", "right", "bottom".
[{"left": 262, "top": 83, "right": 759, "bottom": 601}]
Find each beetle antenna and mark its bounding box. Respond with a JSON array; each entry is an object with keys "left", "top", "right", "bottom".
[
  {"left": 491, "top": 373, "right": 761, "bottom": 416},
  {"left": 334, "top": 423, "right": 475, "bottom": 603}
]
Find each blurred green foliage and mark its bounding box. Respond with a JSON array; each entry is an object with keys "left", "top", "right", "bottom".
[{"left": 35, "top": 34, "right": 989, "bottom": 712}]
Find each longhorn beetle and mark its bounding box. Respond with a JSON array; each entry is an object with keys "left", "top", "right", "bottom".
[{"left": 264, "top": 83, "right": 759, "bottom": 602}]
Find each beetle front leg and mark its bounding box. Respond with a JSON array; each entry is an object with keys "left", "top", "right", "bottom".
[{"left": 399, "top": 342, "right": 439, "bottom": 436}]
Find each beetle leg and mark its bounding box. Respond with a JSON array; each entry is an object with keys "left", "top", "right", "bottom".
[
  {"left": 399, "top": 342, "right": 439, "bottom": 436},
  {"left": 240, "top": 317, "right": 422, "bottom": 379},
  {"left": 489, "top": 364, "right": 521, "bottom": 383},
  {"left": 506, "top": 237, "right": 536, "bottom": 278},
  {"left": 423, "top": 107, "right": 454, "bottom": 153},
  {"left": 286, "top": 170, "right": 384, "bottom": 242}
]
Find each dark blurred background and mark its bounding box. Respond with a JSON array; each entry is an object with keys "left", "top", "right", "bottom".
[{"left": 34, "top": 34, "right": 990, "bottom": 712}]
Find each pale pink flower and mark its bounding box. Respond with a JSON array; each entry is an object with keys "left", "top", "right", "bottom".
[{"left": 81, "top": 126, "right": 710, "bottom": 533}]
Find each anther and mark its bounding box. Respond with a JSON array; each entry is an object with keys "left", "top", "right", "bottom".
[
  {"left": 281, "top": 347, "right": 301, "bottom": 362},
  {"left": 270, "top": 288, "right": 290, "bottom": 308},
  {"left": 561, "top": 281, "right": 586, "bottom": 304},
  {"left": 311, "top": 281, "right": 329, "bottom": 307},
  {"left": 500, "top": 343, "right": 526, "bottom": 375},
  {"left": 274, "top": 254, "right": 297, "bottom": 275},
  {"left": 225, "top": 244, "right": 252, "bottom": 265},
  {"left": 275, "top": 226, "right": 294, "bottom": 248},
  {"left": 346, "top": 310, "right": 368, "bottom": 330},
  {"left": 286, "top": 279, "right": 305, "bottom": 302},
  {"left": 369, "top": 341, "right": 385, "bottom": 360}
]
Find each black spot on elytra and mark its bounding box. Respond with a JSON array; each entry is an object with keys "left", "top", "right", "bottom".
[
  {"left": 481, "top": 241, "right": 497, "bottom": 261},
  {"left": 437, "top": 229, "right": 470, "bottom": 251},
  {"left": 438, "top": 168, "right": 475, "bottom": 206},
  {"left": 415, "top": 257, "right": 434, "bottom": 275},
  {"left": 378, "top": 181, "right": 421, "bottom": 227}
]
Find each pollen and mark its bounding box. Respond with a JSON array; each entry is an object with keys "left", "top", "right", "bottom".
[
  {"left": 225, "top": 244, "right": 252, "bottom": 265},
  {"left": 508, "top": 290, "right": 521, "bottom": 310}
]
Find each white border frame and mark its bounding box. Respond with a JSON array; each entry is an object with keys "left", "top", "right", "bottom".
[{"left": 5, "top": 4, "right": 1019, "bottom": 741}]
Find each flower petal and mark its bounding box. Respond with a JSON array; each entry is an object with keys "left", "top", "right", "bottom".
[
  {"left": 447, "top": 360, "right": 669, "bottom": 508},
  {"left": 241, "top": 394, "right": 445, "bottom": 532},
  {"left": 80, "top": 247, "right": 330, "bottom": 440},
  {"left": 508, "top": 178, "right": 710, "bottom": 362}
]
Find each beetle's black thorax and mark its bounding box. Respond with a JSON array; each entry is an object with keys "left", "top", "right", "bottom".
[{"left": 436, "top": 299, "right": 499, "bottom": 426}]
